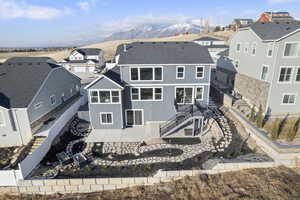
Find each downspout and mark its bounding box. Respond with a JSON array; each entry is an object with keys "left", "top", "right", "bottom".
[{"left": 265, "top": 41, "right": 279, "bottom": 116}]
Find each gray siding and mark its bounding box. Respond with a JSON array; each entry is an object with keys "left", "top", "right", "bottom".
[
  {"left": 230, "top": 28, "right": 300, "bottom": 115},
  {"left": 88, "top": 77, "right": 123, "bottom": 129},
  {"left": 120, "top": 65, "right": 211, "bottom": 85},
  {"left": 123, "top": 85, "right": 209, "bottom": 123},
  {"left": 268, "top": 32, "right": 300, "bottom": 115},
  {"left": 27, "top": 68, "right": 81, "bottom": 123},
  {"left": 0, "top": 107, "right": 32, "bottom": 147}
]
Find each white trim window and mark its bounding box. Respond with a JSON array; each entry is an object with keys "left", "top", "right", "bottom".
[
  {"left": 34, "top": 102, "right": 43, "bottom": 110},
  {"left": 283, "top": 42, "right": 299, "bottom": 57},
  {"left": 296, "top": 67, "right": 300, "bottom": 82},
  {"left": 196, "top": 66, "right": 204, "bottom": 79},
  {"left": 126, "top": 110, "right": 143, "bottom": 126},
  {"left": 251, "top": 43, "right": 256, "bottom": 56},
  {"left": 261, "top": 65, "right": 269, "bottom": 81},
  {"left": 176, "top": 66, "right": 185, "bottom": 79},
  {"left": 0, "top": 111, "right": 5, "bottom": 127},
  {"left": 131, "top": 87, "right": 163, "bottom": 101},
  {"left": 282, "top": 94, "right": 296, "bottom": 105},
  {"left": 130, "top": 67, "right": 163, "bottom": 81},
  {"left": 50, "top": 95, "right": 56, "bottom": 105},
  {"left": 267, "top": 43, "right": 274, "bottom": 57},
  {"left": 100, "top": 112, "right": 113, "bottom": 125},
  {"left": 278, "top": 67, "right": 293, "bottom": 82},
  {"left": 175, "top": 87, "right": 193, "bottom": 104},
  {"left": 90, "top": 90, "right": 120, "bottom": 104},
  {"left": 195, "top": 87, "right": 204, "bottom": 100},
  {"left": 236, "top": 43, "right": 241, "bottom": 52}
]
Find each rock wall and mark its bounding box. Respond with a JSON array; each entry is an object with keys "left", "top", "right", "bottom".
[{"left": 234, "top": 73, "right": 270, "bottom": 111}]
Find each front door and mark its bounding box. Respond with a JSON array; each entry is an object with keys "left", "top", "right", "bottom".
[{"left": 126, "top": 110, "right": 143, "bottom": 126}]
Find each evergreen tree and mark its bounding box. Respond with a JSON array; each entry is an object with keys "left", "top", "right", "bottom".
[
  {"left": 256, "top": 105, "right": 264, "bottom": 128},
  {"left": 286, "top": 118, "right": 300, "bottom": 142},
  {"left": 270, "top": 119, "right": 279, "bottom": 140},
  {"left": 249, "top": 105, "right": 256, "bottom": 122}
]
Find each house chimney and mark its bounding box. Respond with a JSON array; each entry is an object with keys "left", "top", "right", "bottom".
[{"left": 124, "top": 44, "right": 127, "bottom": 52}]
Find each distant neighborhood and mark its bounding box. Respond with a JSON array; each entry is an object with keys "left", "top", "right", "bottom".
[{"left": 0, "top": 11, "right": 300, "bottom": 196}]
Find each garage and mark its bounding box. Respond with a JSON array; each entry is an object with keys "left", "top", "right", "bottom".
[{"left": 73, "top": 67, "right": 86, "bottom": 73}]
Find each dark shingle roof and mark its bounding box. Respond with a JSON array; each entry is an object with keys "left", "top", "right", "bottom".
[
  {"left": 216, "top": 57, "right": 237, "bottom": 73},
  {"left": 250, "top": 21, "right": 300, "bottom": 41},
  {"left": 194, "top": 37, "right": 221, "bottom": 41},
  {"left": 74, "top": 48, "right": 102, "bottom": 56},
  {"left": 217, "top": 49, "right": 229, "bottom": 57},
  {"left": 116, "top": 42, "right": 214, "bottom": 65},
  {"left": 0, "top": 57, "right": 60, "bottom": 109},
  {"left": 104, "top": 66, "right": 123, "bottom": 87}
]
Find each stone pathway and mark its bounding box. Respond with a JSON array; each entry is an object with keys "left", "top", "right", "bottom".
[{"left": 91, "top": 108, "right": 234, "bottom": 167}]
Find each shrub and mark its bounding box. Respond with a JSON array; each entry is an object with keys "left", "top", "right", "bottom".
[
  {"left": 286, "top": 117, "right": 300, "bottom": 142},
  {"left": 270, "top": 119, "right": 279, "bottom": 140},
  {"left": 256, "top": 105, "right": 264, "bottom": 128},
  {"left": 249, "top": 105, "right": 256, "bottom": 122},
  {"left": 278, "top": 114, "right": 289, "bottom": 139}
]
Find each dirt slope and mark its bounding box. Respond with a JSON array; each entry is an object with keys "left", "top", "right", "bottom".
[
  {"left": 2, "top": 167, "right": 300, "bottom": 200},
  {"left": 0, "top": 31, "right": 234, "bottom": 63}
]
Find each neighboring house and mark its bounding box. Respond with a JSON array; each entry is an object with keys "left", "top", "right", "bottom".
[
  {"left": 193, "top": 37, "right": 229, "bottom": 61},
  {"left": 229, "top": 21, "right": 300, "bottom": 117},
  {"left": 231, "top": 19, "right": 254, "bottom": 31},
  {"left": 213, "top": 50, "right": 236, "bottom": 92},
  {"left": 83, "top": 42, "right": 214, "bottom": 142},
  {"left": 61, "top": 48, "right": 105, "bottom": 73},
  {"left": 257, "top": 12, "right": 295, "bottom": 23},
  {"left": 0, "top": 57, "right": 81, "bottom": 147}
]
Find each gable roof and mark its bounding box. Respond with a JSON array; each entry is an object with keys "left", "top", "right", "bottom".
[
  {"left": 85, "top": 66, "right": 124, "bottom": 90},
  {"left": 249, "top": 21, "right": 300, "bottom": 41},
  {"left": 194, "top": 36, "right": 222, "bottom": 41},
  {"left": 73, "top": 48, "right": 102, "bottom": 56},
  {"left": 0, "top": 57, "right": 60, "bottom": 109},
  {"left": 116, "top": 42, "right": 214, "bottom": 65}
]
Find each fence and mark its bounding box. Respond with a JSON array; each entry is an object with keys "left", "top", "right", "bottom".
[
  {"left": 19, "top": 97, "right": 83, "bottom": 179},
  {"left": 0, "top": 160, "right": 277, "bottom": 195},
  {"left": 0, "top": 170, "right": 23, "bottom": 186}
]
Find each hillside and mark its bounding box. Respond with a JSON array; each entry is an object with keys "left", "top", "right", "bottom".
[
  {"left": 2, "top": 167, "right": 300, "bottom": 200},
  {"left": 0, "top": 31, "right": 234, "bottom": 63}
]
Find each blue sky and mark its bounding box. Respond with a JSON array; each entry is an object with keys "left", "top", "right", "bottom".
[{"left": 0, "top": 0, "right": 300, "bottom": 47}]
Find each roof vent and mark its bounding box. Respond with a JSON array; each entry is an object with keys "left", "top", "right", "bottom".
[
  {"left": 140, "top": 42, "right": 144, "bottom": 44},
  {"left": 276, "top": 22, "right": 280, "bottom": 24},
  {"left": 262, "top": 22, "right": 265, "bottom": 24},
  {"left": 286, "top": 27, "right": 291, "bottom": 30},
  {"left": 152, "top": 42, "right": 156, "bottom": 44}
]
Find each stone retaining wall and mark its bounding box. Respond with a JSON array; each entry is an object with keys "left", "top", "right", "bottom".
[
  {"left": 234, "top": 73, "right": 270, "bottom": 112},
  {"left": 229, "top": 108, "right": 300, "bottom": 167},
  {"left": 0, "top": 161, "right": 278, "bottom": 195}
]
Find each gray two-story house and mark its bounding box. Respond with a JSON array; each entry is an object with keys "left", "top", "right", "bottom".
[
  {"left": 84, "top": 42, "right": 214, "bottom": 142},
  {"left": 229, "top": 21, "right": 300, "bottom": 117},
  {"left": 0, "top": 57, "right": 81, "bottom": 147}
]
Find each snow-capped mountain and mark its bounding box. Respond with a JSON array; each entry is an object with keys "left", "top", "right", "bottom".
[{"left": 104, "top": 23, "right": 203, "bottom": 41}]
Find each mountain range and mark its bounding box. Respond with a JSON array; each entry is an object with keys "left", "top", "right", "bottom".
[{"left": 103, "top": 22, "right": 205, "bottom": 41}]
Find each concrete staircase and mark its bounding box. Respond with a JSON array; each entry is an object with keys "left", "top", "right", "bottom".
[{"left": 28, "top": 137, "right": 46, "bottom": 154}]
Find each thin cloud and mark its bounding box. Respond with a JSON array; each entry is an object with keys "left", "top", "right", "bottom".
[
  {"left": 268, "top": 0, "right": 300, "bottom": 3},
  {"left": 0, "top": 0, "right": 72, "bottom": 20},
  {"left": 77, "top": 0, "right": 99, "bottom": 11}
]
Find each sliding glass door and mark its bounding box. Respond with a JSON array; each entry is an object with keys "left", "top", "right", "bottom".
[{"left": 126, "top": 110, "right": 143, "bottom": 126}]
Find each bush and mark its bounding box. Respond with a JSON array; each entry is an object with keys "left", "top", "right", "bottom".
[
  {"left": 278, "top": 114, "right": 289, "bottom": 138},
  {"left": 249, "top": 105, "right": 256, "bottom": 122},
  {"left": 270, "top": 119, "right": 279, "bottom": 140},
  {"left": 256, "top": 105, "right": 264, "bottom": 128},
  {"left": 286, "top": 117, "right": 300, "bottom": 142}
]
